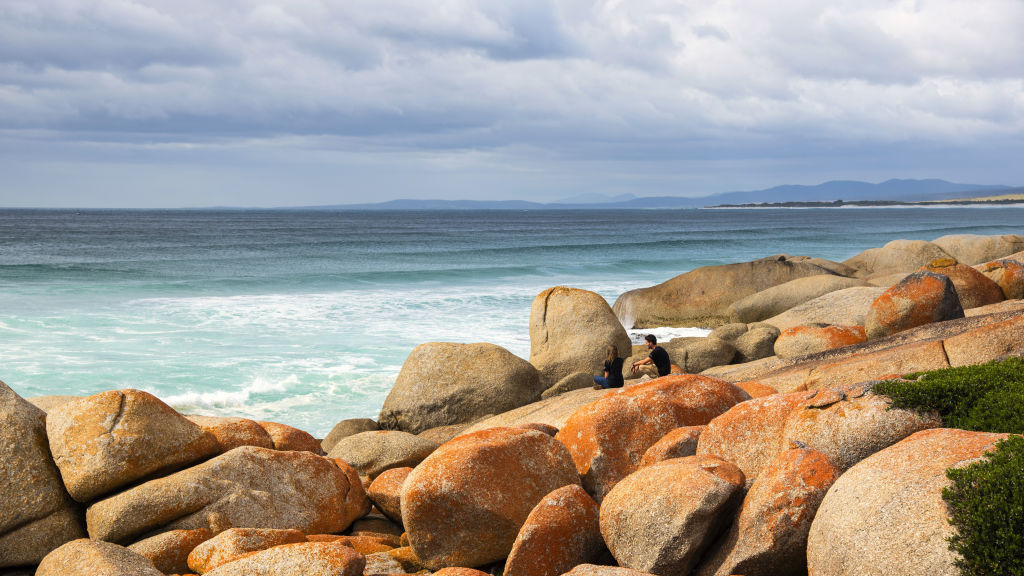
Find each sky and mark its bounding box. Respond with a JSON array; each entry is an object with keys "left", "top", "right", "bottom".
[{"left": 1, "top": 0, "right": 1023, "bottom": 208}]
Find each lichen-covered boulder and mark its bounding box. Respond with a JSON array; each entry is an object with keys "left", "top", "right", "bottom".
[
  {"left": 773, "top": 324, "right": 866, "bottom": 358},
  {"left": 530, "top": 286, "right": 632, "bottom": 386},
  {"left": 46, "top": 389, "right": 220, "bottom": 502},
  {"left": 36, "top": 539, "right": 163, "bottom": 576},
  {"left": 401, "top": 427, "right": 580, "bottom": 569},
  {"left": 978, "top": 258, "right": 1024, "bottom": 299},
  {"left": 0, "top": 381, "right": 85, "bottom": 567},
  {"left": 638, "top": 426, "right": 704, "bottom": 467},
  {"left": 321, "top": 418, "right": 379, "bottom": 453},
  {"left": 613, "top": 256, "right": 839, "bottom": 328},
  {"left": 695, "top": 447, "right": 840, "bottom": 576},
  {"left": 864, "top": 272, "right": 965, "bottom": 339},
  {"left": 257, "top": 421, "right": 323, "bottom": 453},
  {"left": 86, "top": 446, "right": 368, "bottom": 544},
  {"left": 203, "top": 541, "right": 365, "bottom": 576},
  {"left": 379, "top": 342, "right": 544, "bottom": 434},
  {"left": 932, "top": 233, "right": 1024, "bottom": 265},
  {"left": 367, "top": 467, "right": 412, "bottom": 524},
  {"left": 728, "top": 275, "right": 869, "bottom": 323},
  {"left": 187, "top": 527, "right": 308, "bottom": 573},
  {"left": 807, "top": 429, "right": 1009, "bottom": 576},
  {"left": 128, "top": 528, "right": 212, "bottom": 575},
  {"left": 327, "top": 430, "right": 438, "bottom": 479},
  {"left": 186, "top": 414, "right": 275, "bottom": 452},
  {"left": 918, "top": 258, "right": 1004, "bottom": 309},
  {"left": 560, "top": 566, "right": 658, "bottom": 576},
  {"left": 504, "top": 484, "right": 606, "bottom": 576},
  {"left": 599, "top": 456, "right": 745, "bottom": 576},
  {"left": 555, "top": 375, "right": 749, "bottom": 501},
  {"left": 843, "top": 239, "right": 953, "bottom": 278}
]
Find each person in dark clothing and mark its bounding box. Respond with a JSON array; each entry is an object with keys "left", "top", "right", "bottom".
[
  {"left": 631, "top": 334, "right": 672, "bottom": 377},
  {"left": 593, "top": 344, "right": 625, "bottom": 389}
]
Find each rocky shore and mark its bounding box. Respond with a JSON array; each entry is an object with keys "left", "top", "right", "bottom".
[{"left": 2, "top": 232, "right": 1023, "bottom": 576}]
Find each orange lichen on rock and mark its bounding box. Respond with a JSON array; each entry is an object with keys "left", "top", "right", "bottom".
[
  {"left": 638, "top": 425, "right": 704, "bottom": 467},
  {"left": 187, "top": 528, "right": 308, "bottom": 574},
  {"left": 128, "top": 528, "right": 212, "bottom": 575},
  {"left": 504, "top": 484, "right": 605, "bottom": 576},
  {"left": 199, "top": 541, "right": 365, "bottom": 576},
  {"left": 919, "top": 259, "right": 1004, "bottom": 309},
  {"left": 555, "top": 374, "right": 750, "bottom": 501},
  {"left": 401, "top": 427, "right": 580, "bottom": 570},
  {"left": 185, "top": 415, "right": 275, "bottom": 452},
  {"left": 773, "top": 324, "right": 866, "bottom": 358},
  {"left": 366, "top": 466, "right": 412, "bottom": 524},
  {"left": 979, "top": 258, "right": 1024, "bottom": 299},
  {"left": 257, "top": 421, "right": 323, "bottom": 454},
  {"left": 735, "top": 380, "right": 778, "bottom": 398},
  {"left": 864, "top": 272, "right": 965, "bottom": 339}
]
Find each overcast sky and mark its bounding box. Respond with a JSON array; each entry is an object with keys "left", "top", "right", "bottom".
[{"left": 2, "top": 0, "right": 1023, "bottom": 207}]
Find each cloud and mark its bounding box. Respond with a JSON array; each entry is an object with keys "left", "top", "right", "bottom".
[{"left": 1, "top": 0, "right": 1023, "bottom": 206}]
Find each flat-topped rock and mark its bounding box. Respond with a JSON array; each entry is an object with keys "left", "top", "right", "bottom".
[
  {"left": 843, "top": 239, "right": 952, "bottom": 277},
  {"left": 932, "top": 233, "right": 1024, "bottom": 265},
  {"left": 728, "top": 274, "right": 869, "bottom": 323},
  {"left": 763, "top": 286, "right": 885, "bottom": 332}
]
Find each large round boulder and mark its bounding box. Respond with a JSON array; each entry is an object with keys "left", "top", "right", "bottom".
[
  {"left": 600, "top": 456, "right": 745, "bottom": 576},
  {"left": 733, "top": 326, "right": 779, "bottom": 363},
  {"left": 401, "top": 427, "right": 580, "bottom": 569},
  {"left": 694, "top": 447, "right": 840, "bottom": 576},
  {"left": 763, "top": 286, "right": 886, "bottom": 332},
  {"left": 613, "top": 256, "right": 839, "bottom": 328},
  {"left": 978, "top": 258, "right": 1024, "bottom": 299},
  {"left": 931, "top": 233, "right": 1024, "bottom": 265},
  {"left": 86, "top": 446, "right": 369, "bottom": 544},
  {"left": 864, "top": 272, "right": 965, "bottom": 339},
  {"left": 773, "top": 324, "right": 866, "bottom": 358},
  {"left": 728, "top": 275, "right": 869, "bottom": 323},
  {"left": 919, "top": 258, "right": 1004, "bottom": 309},
  {"left": 326, "top": 430, "right": 438, "bottom": 479},
  {"left": 0, "top": 381, "right": 86, "bottom": 567},
  {"left": 185, "top": 414, "right": 275, "bottom": 452},
  {"left": 676, "top": 338, "right": 737, "bottom": 373},
  {"left": 530, "top": 286, "right": 632, "bottom": 386},
  {"left": 504, "top": 484, "right": 606, "bottom": 576},
  {"left": 46, "top": 389, "right": 220, "bottom": 502},
  {"left": 807, "top": 428, "right": 1008, "bottom": 576},
  {"left": 257, "top": 421, "right": 322, "bottom": 454},
  {"left": 378, "top": 342, "right": 544, "bottom": 434},
  {"left": 843, "top": 239, "right": 952, "bottom": 278},
  {"left": 555, "top": 375, "right": 749, "bottom": 501},
  {"left": 321, "top": 418, "right": 379, "bottom": 453}
]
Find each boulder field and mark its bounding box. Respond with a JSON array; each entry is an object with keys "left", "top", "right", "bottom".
[{"left": 3, "top": 232, "right": 1023, "bottom": 575}]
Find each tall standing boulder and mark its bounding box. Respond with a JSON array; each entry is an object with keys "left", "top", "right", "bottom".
[
  {"left": 379, "top": 342, "right": 543, "bottom": 434},
  {"left": 86, "top": 446, "right": 368, "bottom": 544},
  {"left": 864, "top": 272, "right": 965, "bottom": 340},
  {"left": 401, "top": 427, "right": 580, "bottom": 570},
  {"left": 529, "top": 286, "right": 632, "bottom": 386},
  {"left": 46, "top": 389, "right": 220, "bottom": 502},
  {"left": 0, "top": 381, "right": 86, "bottom": 567},
  {"left": 807, "top": 428, "right": 1009, "bottom": 576},
  {"left": 931, "top": 233, "right": 1024, "bottom": 265},
  {"left": 613, "top": 256, "right": 839, "bottom": 328},
  {"left": 600, "top": 456, "right": 745, "bottom": 576},
  {"left": 918, "top": 258, "right": 1004, "bottom": 309},
  {"left": 555, "top": 375, "right": 749, "bottom": 501}
]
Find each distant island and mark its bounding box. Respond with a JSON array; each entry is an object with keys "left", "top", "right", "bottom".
[{"left": 314, "top": 179, "right": 1021, "bottom": 211}]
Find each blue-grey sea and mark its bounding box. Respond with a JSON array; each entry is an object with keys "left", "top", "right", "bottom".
[{"left": 2, "top": 206, "right": 1021, "bottom": 436}]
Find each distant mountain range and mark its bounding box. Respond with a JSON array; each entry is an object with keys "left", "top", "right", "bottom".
[{"left": 316, "top": 179, "right": 1015, "bottom": 210}]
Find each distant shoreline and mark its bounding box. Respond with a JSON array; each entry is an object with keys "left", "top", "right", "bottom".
[{"left": 710, "top": 198, "right": 1024, "bottom": 208}]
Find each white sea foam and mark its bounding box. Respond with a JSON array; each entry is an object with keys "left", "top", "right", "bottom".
[{"left": 628, "top": 326, "right": 712, "bottom": 344}]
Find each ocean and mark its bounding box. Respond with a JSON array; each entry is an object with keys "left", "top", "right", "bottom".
[{"left": 2, "top": 206, "right": 1021, "bottom": 436}]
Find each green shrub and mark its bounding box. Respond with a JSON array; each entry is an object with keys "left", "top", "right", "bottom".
[
  {"left": 943, "top": 435, "right": 1024, "bottom": 576},
  {"left": 875, "top": 356, "right": 1024, "bottom": 434}
]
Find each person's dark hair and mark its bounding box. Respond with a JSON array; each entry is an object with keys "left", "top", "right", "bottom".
[
  {"left": 605, "top": 345, "right": 619, "bottom": 363},
  {"left": 645, "top": 334, "right": 657, "bottom": 344}
]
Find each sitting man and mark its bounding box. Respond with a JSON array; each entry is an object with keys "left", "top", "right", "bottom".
[{"left": 631, "top": 334, "right": 672, "bottom": 377}]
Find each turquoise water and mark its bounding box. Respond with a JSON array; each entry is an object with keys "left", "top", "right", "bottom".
[{"left": 1, "top": 207, "right": 1021, "bottom": 436}]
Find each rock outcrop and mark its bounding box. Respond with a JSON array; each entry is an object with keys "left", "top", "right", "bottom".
[
  {"left": 807, "top": 428, "right": 1009, "bottom": 576},
  {"left": 763, "top": 286, "right": 886, "bottom": 331},
  {"left": 728, "top": 275, "right": 869, "bottom": 323},
  {"left": 401, "top": 427, "right": 580, "bottom": 569},
  {"left": 555, "top": 375, "right": 749, "bottom": 501},
  {"left": 918, "top": 258, "right": 1004, "bottom": 309},
  {"left": 529, "top": 286, "right": 632, "bottom": 386},
  {"left": 773, "top": 324, "right": 865, "bottom": 359},
  {"left": 378, "top": 342, "right": 544, "bottom": 434},
  {"left": 613, "top": 256, "right": 839, "bottom": 328},
  {"left": 86, "top": 446, "right": 368, "bottom": 543},
  {"left": 600, "top": 456, "right": 745, "bottom": 576},
  {"left": 864, "top": 272, "right": 965, "bottom": 339},
  {"left": 932, "top": 233, "right": 1024, "bottom": 265},
  {"left": 326, "top": 430, "right": 438, "bottom": 479},
  {"left": 843, "top": 239, "right": 952, "bottom": 278},
  {"left": 46, "top": 389, "right": 220, "bottom": 502},
  {"left": 977, "top": 258, "right": 1024, "bottom": 299},
  {"left": 0, "top": 381, "right": 85, "bottom": 567}
]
